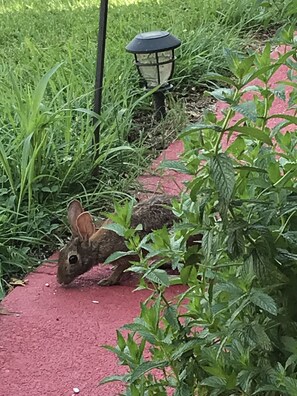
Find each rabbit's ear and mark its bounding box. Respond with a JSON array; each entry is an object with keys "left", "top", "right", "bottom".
[
  {"left": 76, "top": 212, "right": 96, "bottom": 241},
  {"left": 68, "top": 200, "right": 84, "bottom": 237}
]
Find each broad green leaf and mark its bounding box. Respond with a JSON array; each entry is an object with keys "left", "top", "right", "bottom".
[
  {"left": 130, "top": 360, "right": 168, "bottom": 383},
  {"left": 226, "top": 136, "right": 246, "bottom": 156},
  {"left": 99, "top": 374, "right": 129, "bottom": 385},
  {"left": 223, "top": 48, "right": 241, "bottom": 76},
  {"left": 251, "top": 323, "right": 272, "bottom": 350},
  {"left": 144, "top": 269, "right": 170, "bottom": 286},
  {"left": 268, "top": 113, "right": 297, "bottom": 125},
  {"left": 164, "top": 305, "right": 180, "bottom": 330},
  {"left": 272, "top": 85, "right": 286, "bottom": 101},
  {"left": 175, "top": 383, "right": 192, "bottom": 396},
  {"left": 235, "top": 165, "right": 267, "bottom": 173},
  {"left": 204, "top": 72, "right": 237, "bottom": 87},
  {"left": 122, "top": 323, "right": 157, "bottom": 344},
  {"left": 285, "top": 354, "right": 297, "bottom": 370},
  {"left": 268, "top": 161, "right": 281, "bottom": 183},
  {"left": 274, "top": 168, "right": 297, "bottom": 189},
  {"left": 282, "top": 336, "right": 297, "bottom": 354},
  {"left": 116, "top": 330, "right": 126, "bottom": 351},
  {"left": 202, "top": 365, "right": 224, "bottom": 377},
  {"left": 232, "top": 101, "right": 257, "bottom": 122},
  {"left": 202, "top": 230, "right": 214, "bottom": 260},
  {"left": 284, "top": 377, "right": 297, "bottom": 395},
  {"left": 283, "top": 232, "right": 297, "bottom": 244},
  {"left": 201, "top": 376, "right": 226, "bottom": 388},
  {"left": 158, "top": 160, "right": 190, "bottom": 174},
  {"left": 102, "top": 222, "right": 126, "bottom": 236},
  {"left": 180, "top": 265, "right": 197, "bottom": 284},
  {"left": 208, "top": 88, "right": 234, "bottom": 102},
  {"left": 210, "top": 153, "right": 235, "bottom": 203},
  {"left": 180, "top": 123, "right": 221, "bottom": 138},
  {"left": 171, "top": 339, "right": 201, "bottom": 360},
  {"left": 227, "top": 227, "right": 245, "bottom": 259},
  {"left": 104, "top": 251, "right": 134, "bottom": 264},
  {"left": 227, "top": 125, "right": 272, "bottom": 145},
  {"left": 250, "top": 289, "right": 278, "bottom": 316}
]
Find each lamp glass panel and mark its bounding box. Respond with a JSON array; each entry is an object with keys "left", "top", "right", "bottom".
[
  {"left": 157, "top": 50, "right": 173, "bottom": 85},
  {"left": 137, "top": 50, "right": 173, "bottom": 88}
]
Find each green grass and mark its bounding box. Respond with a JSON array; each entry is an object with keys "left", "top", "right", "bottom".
[{"left": 0, "top": 0, "right": 289, "bottom": 297}]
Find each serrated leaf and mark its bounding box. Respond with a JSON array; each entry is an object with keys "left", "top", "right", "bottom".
[
  {"left": 116, "top": 330, "right": 126, "bottom": 350},
  {"left": 223, "top": 48, "right": 241, "bottom": 76},
  {"left": 104, "top": 250, "right": 134, "bottom": 264},
  {"left": 144, "top": 269, "right": 170, "bottom": 286},
  {"left": 284, "top": 377, "right": 297, "bottom": 394},
  {"left": 232, "top": 101, "right": 257, "bottom": 122},
  {"left": 204, "top": 72, "right": 236, "bottom": 87},
  {"left": 158, "top": 160, "right": 190, "bottom": 174},
  {"left": 268, "top": 161, "right": 281, "bottom": 183},
  {"left": 210, "top": 153, "right": 235, "bottom": 203},
  {"left": 175, "top": 382, "right": 192, "bottom": 396},
  {"left": 202, "top": 230, "right": 214, "bottom": 260},
  {"left": 227, "top": 126, "right": 272, "bottom": 145},
  {"left": 99, "top": 374, "right": 129, "bottom": 385},
  {"left": 234, "top": 165, "right": 267, "bottom": 173},
  {"left": 130, "top": 360, "right": 168, "bottom": 383},
  {"left": 201, "top": 376, "right": 226, "bottom": 388},
  {"left": 226, "top": 136, "right": 246, "bottom": 156},
  {"left": 102, "top": 222, "right": 126, "bottom": 236},
  {"left": 283, "top": 232, "right": 297, "bottom": 244},
  {"left": 282, "top": 336, "right": 297, "bottom": 354},
  {"left": 164, "top": 305, "right": 180, "bottom": 330},
  {"left": 227, "top": 227, "right": 245, "bottom": 259},
  {"left": 268, "top": 113, "right": 297, "bottom": 125},
  {"left": 272, "top": 85, "right": 286, "bottom": 101},
  {"left": 208, "top": 88, "right": 234, "bottom": 102},
  {"left": 122, "top": 323, "right": 157, "bottom": 344},
  {"left": 180, "top": 123, "right": 221, "bottom": 138},
  {"left": 171, "top": 339, "right": 201, "bottom": 360},
  {"left": 250, "top": 289, "right": 277, "bottom": 316},
  {"left": 179, "top": 265, "right": 197, "bottom": 284},
  {"left": 285, "top": 354, "right": 297, "bottom": 370},
  {"left": 251, "top": 323, "right": 272, "bottom": 350}
]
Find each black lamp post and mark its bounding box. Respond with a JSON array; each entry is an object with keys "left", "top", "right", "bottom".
[
  {"left": 93, "top": 0, "right": 108, "bottom": 162},
  {"left": 126, "top": 31, "right": 181, "bottom": 121}
]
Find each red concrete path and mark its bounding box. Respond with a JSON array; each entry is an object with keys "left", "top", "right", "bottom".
[{"left": 0, "top": 44, "right": 294, "bottom": 396}]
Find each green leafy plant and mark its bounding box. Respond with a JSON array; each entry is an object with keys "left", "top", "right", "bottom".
[
  {"left": 0, "top": 0, "right": 292, "bottom": 297},
  {"left": 101, "top": 26, "right": 297, "bottom": 395}
]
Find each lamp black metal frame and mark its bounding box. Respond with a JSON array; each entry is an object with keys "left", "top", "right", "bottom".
[{"left": 126, "top": 31, "right": 181, "bottom": 121}]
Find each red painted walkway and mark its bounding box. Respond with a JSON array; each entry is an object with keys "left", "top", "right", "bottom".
[{"left": 0, "top": 44, "right": 294, "bottom": 396}]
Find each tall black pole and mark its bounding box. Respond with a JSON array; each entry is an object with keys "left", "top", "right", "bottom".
[{"left": 93, "top": 0, "right": 108, "bottom": 160}]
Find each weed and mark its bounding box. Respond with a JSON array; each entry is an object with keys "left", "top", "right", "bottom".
[
  {"left": 102, "top": 24, "right": 297, "bottom": 395},
  {"left": 0, "top": 0, "right": 292, "bottom": 296}
]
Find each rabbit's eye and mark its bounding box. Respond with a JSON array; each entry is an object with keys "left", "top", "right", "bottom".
[{"left": 69, "top": 255, "right": 78, "bottom": 265}]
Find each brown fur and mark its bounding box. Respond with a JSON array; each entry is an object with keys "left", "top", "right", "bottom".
[{"left": 57, "top": 195, "right": 177, "bottom": 286}]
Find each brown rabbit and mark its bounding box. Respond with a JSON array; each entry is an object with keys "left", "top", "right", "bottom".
[{"left": 57, "top": 194, "right": 177, "bottom": 286}]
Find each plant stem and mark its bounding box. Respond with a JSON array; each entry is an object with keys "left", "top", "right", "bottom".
[{"left": 214, "top": 89, "right": 239, "bottom": 155}]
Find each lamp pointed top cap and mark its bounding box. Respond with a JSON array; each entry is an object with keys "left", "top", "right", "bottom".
[{"left": 126, "top": 31, "right": 181, "bottom": 54}]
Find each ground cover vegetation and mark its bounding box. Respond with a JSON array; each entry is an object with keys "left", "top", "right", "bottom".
[
  {"left": 0, "top": 0, "right": 292, "bottom": 297},
  {"left": 101, "top": 22, "right": 297, "bottom": 395}
]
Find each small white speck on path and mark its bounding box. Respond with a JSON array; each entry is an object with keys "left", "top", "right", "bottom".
[
  {"left": 45, "top": 283, "right": 50, "bottom": 287},
  {"left": 92, "top": 300, "right": 99, "bottom": 304},
  {"left": 73, "top": 387, "right": 80, "bottom": 394}
]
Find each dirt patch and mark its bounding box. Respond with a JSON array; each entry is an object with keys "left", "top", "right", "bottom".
[{"left": 129, "top": 87, "right": 216, "bottom": 153}]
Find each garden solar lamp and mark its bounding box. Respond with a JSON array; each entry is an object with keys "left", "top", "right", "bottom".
[{"left": 126, "top": 31, "right": 181, "bottom": 121}]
